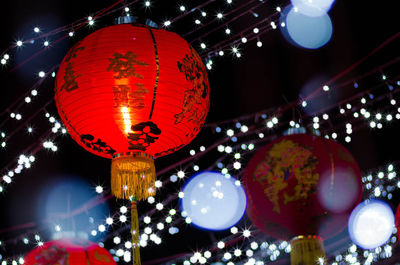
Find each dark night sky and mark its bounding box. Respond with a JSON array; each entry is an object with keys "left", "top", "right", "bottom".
[{"left": 1, "top": 0, "right": 400, "bottom": 263}]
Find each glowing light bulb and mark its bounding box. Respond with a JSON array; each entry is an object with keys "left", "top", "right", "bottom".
[
  {"left": 120, "top": 107, "right": 132, "bottom": 134},
  {"left": 95, "top": 185, "right": 103, "bottom": 193}
]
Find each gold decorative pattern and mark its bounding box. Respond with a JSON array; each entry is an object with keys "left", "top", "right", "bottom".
[{"left": 253, "top": 139, "right": 319, "bottom": 213}]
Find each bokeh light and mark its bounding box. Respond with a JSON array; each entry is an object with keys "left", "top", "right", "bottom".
[
  {"left": 280, "top": 6, "right": 333, "bottom": 49},
  {"left": 317, "top": 167, "right": 361, "bottom": 213},
  {"left": 348, "top": 200, "right": 394, "bottom": 249},
  {"left": 37, "top": 176, "right": 109, "bottom": 238},
  {"left": 181, "top": 172, "right": 246, "bottom": 231},
  {"left": 291, "top": 0, "right": 335, "bottom": 17}
]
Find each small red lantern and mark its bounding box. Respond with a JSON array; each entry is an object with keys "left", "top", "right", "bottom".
[
  {"left": 243, "top": 134, "right": 362, "bottom": 264},
  {"left": 24, "top": 239, "right": 116, "bottom": 265},
  {"left": 55, "top": 24, "right": 210, "bottom": 264}
]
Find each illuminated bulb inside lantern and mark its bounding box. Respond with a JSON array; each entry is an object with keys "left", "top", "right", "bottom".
[{"left": 120, "top": 107, "right": 132, "bottom": 134}]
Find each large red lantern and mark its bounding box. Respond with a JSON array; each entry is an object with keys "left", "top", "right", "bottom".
[
  {"left": 55, "top": 24, "right": 209, "bottom": 199},
  {"left": 243, "top": 134, "right": 362, "bottom": 264},
  {"left": 55, "top": 24, "right": 210, "bottom": 264},
  {"left": 24, "top": 239, "right": 116, "bottom": 265}
]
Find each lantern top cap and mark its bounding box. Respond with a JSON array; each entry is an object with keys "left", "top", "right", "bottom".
[{"left": 115, "top": 15, "right": 159, "bottom": 28}]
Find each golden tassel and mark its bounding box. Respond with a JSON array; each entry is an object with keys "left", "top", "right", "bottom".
[
  {"left": 290, "top": 235, "right": 326, "bottom": 265},
  {"left": 111, "top": 152, "right": 156, "bottom": 200},
  {"left": 131, "top": 200, "right": 141, "bottom": 265},
  {"left": 111, "top": 152, "right": 156, "bottom": 265}
]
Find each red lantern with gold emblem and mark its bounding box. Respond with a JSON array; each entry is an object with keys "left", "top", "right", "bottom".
[
  {"left": 24, "top": 239, "right": 116, "bottom": 265},
  {"left": 243, "top": 134, "right": 362, "bottom": 264},
  {"left": 55, "top": 24, "right": 210, "bottom": 264}
]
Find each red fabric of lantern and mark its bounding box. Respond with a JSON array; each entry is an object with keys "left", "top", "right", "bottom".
[
  {"left": 243, "top": 134, "right": 362, "bottom": 241},
  {"left": 396, "top": 202, "right": 400, "bottom": 239},
  {"left": 24, "top": 239, "right": 116, "bottom": 265},
  {"left": 55, "top": 24, "right": 210, "bottom": 200}
]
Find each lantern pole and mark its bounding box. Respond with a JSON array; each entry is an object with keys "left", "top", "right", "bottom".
[{"left": 131, "top": 197, "right": 141, "bottom": 265}]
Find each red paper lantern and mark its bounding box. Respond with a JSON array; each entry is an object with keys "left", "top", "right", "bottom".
[
  {"left": 243, "top": 134, "right": 362, "bottom": 264},
  {"left": 55, "top": 24, "right": 210, "bottom": 200},
  {"left": 24, "top": 239, "right": 116, "bottom": 265},
  {"left": 396, "top": 202, "right": 400, "bottom": 239}
]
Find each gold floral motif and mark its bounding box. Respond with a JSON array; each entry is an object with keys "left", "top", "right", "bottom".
[
  {"left": 33, "top": 245, "right": 69, "bottom": 265},
  {"left": 253, "top": 139, "right": 319, "bottom": 213},
  {"left": 175, "top": 46, "right": 209, "bottom": 126}
]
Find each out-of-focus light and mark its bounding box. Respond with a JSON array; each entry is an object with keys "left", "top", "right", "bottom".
[
  {"left": 281, "top": 6, "right": 332, "bottom": 49},
  {"left": 181, "top": 172, "right": 246, "bottom": 230},
  {"left": 348, "top": 200, "right": 394, "bottom": 249},
  {"left": 291, "top": 0, "right": 335, "bottom": 17}
]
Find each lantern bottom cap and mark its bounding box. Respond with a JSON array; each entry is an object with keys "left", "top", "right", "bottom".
[
  {"left": 111, "top": 152, "right": 156, "bottom": 200},
  {"left": 290, "top": 235, "right": 326, "bottom": 265}
]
